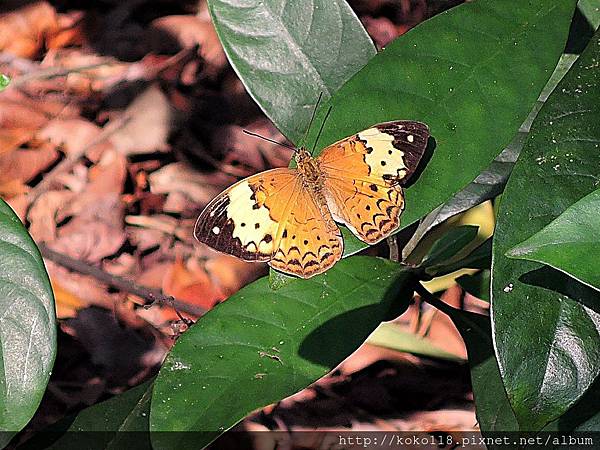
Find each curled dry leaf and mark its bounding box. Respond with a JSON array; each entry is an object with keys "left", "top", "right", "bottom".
[
  {"left": 37, "top": 118, "right": 114, "bottom": 160},
  {"left": 28, "top": 190, "right": 75, "bottom": 243},
  {"left": 212, "top": 121, "right": 293, "bottom": 174},
  {"left": 0, "top": 140, "right": 60, "bottom": 197},
  {"left": 109, "top": 85, "right": 173, "bottom": 155},
  {"left": 147, "top": 15, "right": 227, "bottom": 77},
  {"left": 0, "top": 1, "right": 59, "bottom": 58},
  {"left": 149, "top": 162, "right": 233, "bottom": 206}
]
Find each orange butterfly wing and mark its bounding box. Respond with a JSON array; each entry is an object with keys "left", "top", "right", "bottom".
[
  {"left": 194, "top": 168, "right": 342, "bottom": 278},
  {"left": 318, "top": 121, "right": 429, "bottom": 244}
]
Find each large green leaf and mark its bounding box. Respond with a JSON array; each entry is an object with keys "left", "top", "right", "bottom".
[
  {"left": 305, "top": 0, "right": 577, "bottom": 257},
  {"left": 507, "top": 188, "right": 600, "bottom": 292},
  {"left": 491, "top": 29, "right": 600, "bottom": 430},
  {"left": 207, "top": 0, "right": 376, "bottom": 144},
  {"left": 579, "top": 0, "right": 600, "bottom": 29},
  {"left": 150, "top": 256, "right": 413, "bottom": 449},
  {"left": 402, "top": 53, "right": 578, "bottom": 258},
  {"left": 20, "top": 382, "right": 152, "bottom": 450},
  {"left": 0, "top": 200, "right": 56, "bottom": 447},
  {"left": 420, "top": 225, "right": 479, "bottom": 268}
]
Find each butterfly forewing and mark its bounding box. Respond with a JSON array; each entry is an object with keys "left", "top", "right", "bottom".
[
  {"left": 318, "top": 120, "right": 429, "bottom": 244},
  {"left": 194, "top": 168, "right": 297, "bottom": 261},
  {"left": 194, "top": 168, "right": 343, "bottom": 278}
]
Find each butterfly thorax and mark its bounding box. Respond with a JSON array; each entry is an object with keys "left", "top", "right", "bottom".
[{"left": 295, "top": 147, "right": 324, "bottom": 189}]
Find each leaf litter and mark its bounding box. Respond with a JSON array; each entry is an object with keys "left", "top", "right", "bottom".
[{"left": 0, "top": 0, "right": 482, "bottom": 444}]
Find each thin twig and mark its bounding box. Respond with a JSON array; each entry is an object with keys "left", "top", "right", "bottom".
[
  {"left": 38, "top": 242, "right": 206, "bottom": 316},
  {"left": 413, "top": 281, "right": 456, "bottom": 316},
  {"left": 387, "top": 235, "right": 400, "bottom": 262},
  {"left": 10, "top": 62, "right": 114, "bottom": 88}
]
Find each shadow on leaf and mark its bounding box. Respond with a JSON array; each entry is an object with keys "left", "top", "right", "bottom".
[
  {"left": 298, "top": 272, "right": 414, "bottom": 367},
  {"left": 519, "top": 266, "right": 600, "bottom": 314}
]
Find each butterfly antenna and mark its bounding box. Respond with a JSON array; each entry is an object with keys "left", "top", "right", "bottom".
[
  {"left": 242, "top": 130, "right": 296, "bottom": 151},
  {"left": 300, "top": 92, "right": 324, "bottom": 149},
  {"left": 311, "top": 105, "right": 333, "bottom": 154}
]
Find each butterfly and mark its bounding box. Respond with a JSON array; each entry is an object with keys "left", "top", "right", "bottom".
[{"left": 194, "top": 120, "right": 430, "bottom": 279}]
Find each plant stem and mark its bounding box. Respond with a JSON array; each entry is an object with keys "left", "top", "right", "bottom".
[
  {"left": 38, "top": 242, "right": 206, "bottom": 317},
  {"left": 412, "top": 281, "right": 456, "bottom": 315}
]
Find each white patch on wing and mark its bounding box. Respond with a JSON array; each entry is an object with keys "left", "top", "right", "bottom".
[
  {"left": 226, "top": 181, "right": 277, "bottom": 252},
  {"left": 358, "top": 128, "right": 407, "bottom": 180}
]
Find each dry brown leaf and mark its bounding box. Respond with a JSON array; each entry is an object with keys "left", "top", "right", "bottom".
[
  {"left": 50, "top": 192, "right": 126, "bottom": 263},
  {"left": 205, "top": 254, "right": 262, "bottom": 296},
  {"left": 28, "top": 190, "right": 75, "bottom": 243},
  {"left": 127, "top": 227, "right": 169, "bottom": 253},
  {"left": 0, "top": 97, "right": 51, "bottom": 156},
  {"left": 51, "top": 278, "right": 87, "bottom": 319},
  {"left": 37, "top": 118, "right": 114, "bottom": 160},
  {"left": 109, "top": 85, "right": 173, "bottom": 155},
  {"left": 148, "top": 15, "right": 226, "bottom": 76},
  {"left": 37, "top": 49, "right": 130, "bottom": 95},
  {"left": 0, "top": 143, "right": 60, "bottom": 197},
  {"left": 102, "top": 253, "right": 138, "bottom": 278},
  {"left": 0, "top": 2, "right": 59, "bottom": 58},
  {"left": 46, "top": 261, "right": 116, "bottom": 315},
  {"left": 362, "top": 16, "right": 399, "bottom": 48},
  {"left": 53, "top": 219, "right": 126, "bottom": 263},
  {"left": 148, "top": 162, "right": 232, "bottom": 206},
  {"left": 212, "top": 121, "right": 293, "bottom": 173},
  {"left": 163, "top": 258, "right": 225, "bottom": 311},
  {"left": 87, "top": 149, "right": 127, "bottom": 194}
]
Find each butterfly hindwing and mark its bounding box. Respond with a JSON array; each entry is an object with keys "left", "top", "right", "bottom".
[
  {"left": 268, "top": 185, "right": 343, "bottom": 278},
  {"left": 194, "top": 168, "right": 343, "bottom": 278},
  {"left": 322, "top": 177, "right": 405, "bottom": 244}
]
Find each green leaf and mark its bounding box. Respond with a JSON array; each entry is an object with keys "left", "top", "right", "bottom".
[
  {"left": 426, "top": 237, "right": 492, "bottom": 278},
  {"left": 20, "top": 381, "right": 152, "bottom": 450},
  {"left": 366, "top": 323, "right": 463, "bottom": 361},
  {"left": 421, "top": 225, "right": 479, "bottom": 268},
  {"left": 305, "top": 0, "right": 577, "bottom": 257},
  {"left": 491, "top": 29, "right": 600, "bottom": 430},
  {"left": 544, "top": 375, "right": 600, "bottom": 432},
  {"left": 0, "top": 74, "right": 10, "bottom": 91},
  {"left": 402, "top": 53, "right": 578, "bottom": 258},
  {"left": 456, "top": 270, "right": 490, "bottom": 302},
  {"left": 150, "top": 256, "right": 413, "bottom": 449},
  {"left": 0, "top": 199, "right": 56, "bottom": 446},
  {"left": 207, "top": 0, "right": 376, "bottom": 144},
  {"left": 507, "top": 188, "right": 600, "bottom": 292}
]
